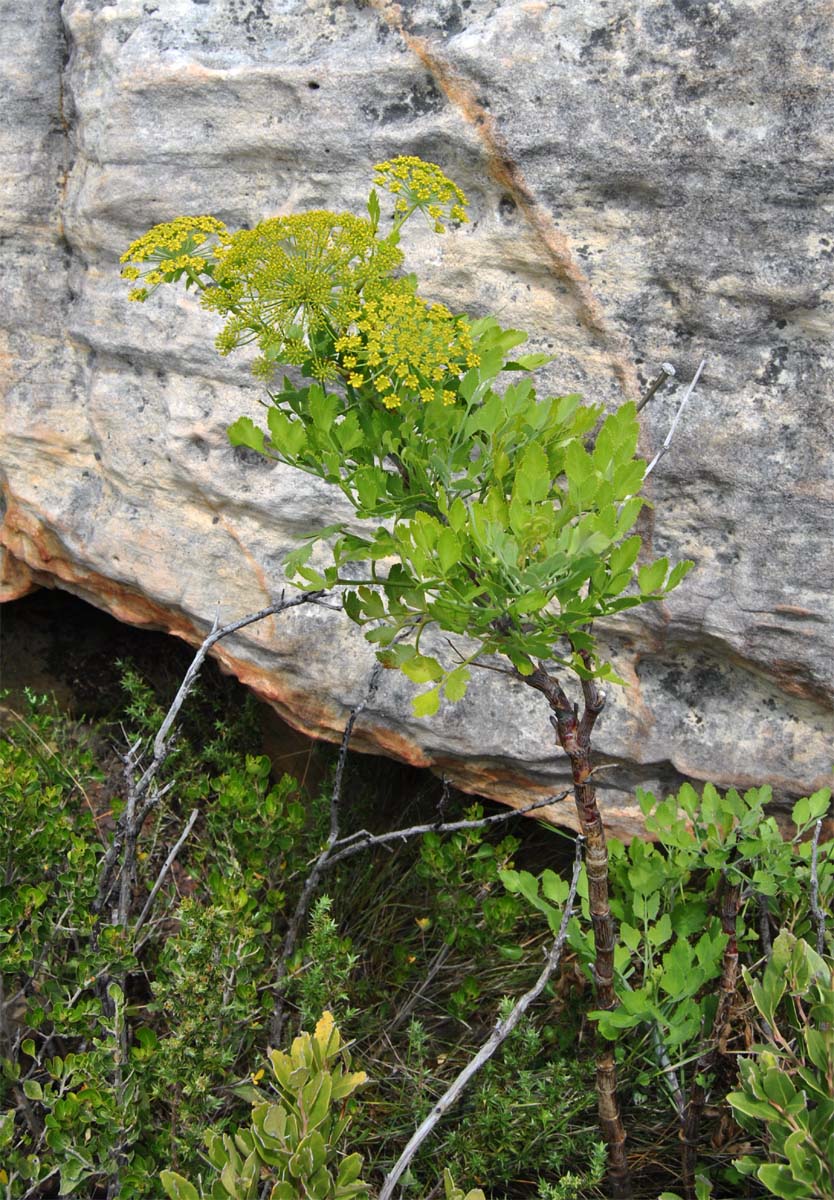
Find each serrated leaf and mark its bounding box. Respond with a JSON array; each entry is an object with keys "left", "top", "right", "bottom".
[
  {"left": 540, "top": 870, "right": 569, "bottom": 905},
  {"left": 308, "top": 387, "right": 340, "bottom": 432},
  {"left": 511, "top": 441, "right": 550, "bottom": 505},
  {"left": 666, "top": 559, "right": 694, "bottom": 591},
  {"left": 268, "top": 408, "right": 307, "bottom": 457},
  {"left": 608, "top": 535, "right": 642, "bottom": 577},
  {"left": 436, "top": 527, "right": 461, "bottom": 573},
  {"left": 503, "top": 352, "right": 552, "bottom": 371},
  {"left": 335, "top": 411, "right": 364, "bottom": 454},
  {"left": 412, "top": 687, "right": 441, "bottom": 717},
  {"left": 444, "top": 665, "right": 470, "bottom": 702},
  {"left": 638, "top": 557, "right": 669, "bottom": 594},
  {"left": 228, "top": 416, "right": 266, "bottom": 454},
  {"left": 401, "top": 654, "right": 443, "bottom": 684}
]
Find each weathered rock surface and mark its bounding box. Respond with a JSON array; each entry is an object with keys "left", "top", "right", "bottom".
[{"left": 1, "top": 0, "right": 832, "bottom": 835}]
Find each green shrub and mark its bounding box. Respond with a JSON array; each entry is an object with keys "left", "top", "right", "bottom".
[
  {"left": 728, "top": 931, "right": 834, "bottom": 1200},
  {"left": 160, "top": 1012, "right": 370, "bottom": 1200}
]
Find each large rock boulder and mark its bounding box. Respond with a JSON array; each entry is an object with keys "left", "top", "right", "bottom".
[{"left": 2, "top": 0, "right": 831, "bottom": 836}]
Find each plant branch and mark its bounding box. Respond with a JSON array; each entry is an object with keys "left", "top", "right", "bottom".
[
  {"left": 809, "top": 817, "right": 826, "bottom": 956},
  {"left": 635, "top": 362, "right": 676, "bottom": 413},
  {"left": 520, "top": 659, "right": 631, "bottom": 1197},
  {"left": 269, "top": 655, "right": 386, "bottom": 1044},
  {"left": 378, "top": 836, "right": 585, "bottom": 1200},
  {"left": 133, "top": 809, "right": 199, "bottom": 936},
  {"left": 323, "top": 792, "right": 570, "bottom": 871},
  {"left": 643, "top": 359, "right": 705, "bottom": 479}
]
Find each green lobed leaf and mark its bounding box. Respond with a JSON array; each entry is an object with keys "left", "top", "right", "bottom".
[
  {"left": 637, "top": 558, "right": 669, "bottom": 594},
  {"left": 444, "top": 665, "right": 470, "bottom": 702},
  {"left": 401, "top": 654, "right": 443, "bottom": 684},
  {"left": 412, "top": 687, "right": 441, "bottom": 717},
  {"left": 268, "top": 409, "right": 307, "bottom": 457},
  {"left": 228, "top": 416, "right": 266, "bottom": 454}
]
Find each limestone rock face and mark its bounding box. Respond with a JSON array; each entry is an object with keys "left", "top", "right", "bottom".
[{"left": 2, "top": 0, "right": 832, "bottom": 836}]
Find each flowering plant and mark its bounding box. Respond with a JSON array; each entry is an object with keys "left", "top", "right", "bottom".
[
  {"left": 121, "top": 156, "right": 690, "bottom": 717},
  {"left": 123, "top": 156, "right": 695, "bottom": 1188}
]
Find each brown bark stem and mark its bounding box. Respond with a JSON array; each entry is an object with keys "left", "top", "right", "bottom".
[{"left": 522, "top": 663, "right": 630, "bottom": 1198}]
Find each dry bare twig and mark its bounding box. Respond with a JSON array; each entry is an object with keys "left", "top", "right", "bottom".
[
  {"left": 809, "top": 817, "right": 827, "bottom": 956},
  {"left": 378, "top": 835, "right": 585, "bottom": 1200},
  {"left": 269, "top": 654, "right": 387, "bottom": 1043},
  {"left": 636, "top": 361, "right": 676, "bottom": 413},
  {"left": 644, "top": 359, "right": 706, "bottom": 479},
  {"left": 133, "top": 808, "right": 200, "bottom": 936}
]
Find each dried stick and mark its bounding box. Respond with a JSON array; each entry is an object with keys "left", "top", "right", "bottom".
[
  {"left": 636, "top": 362, "right": 676, "bottom": 413},
  {"left": 520, "top": 658, "right": 630, "bottom": 1198},
  {"left": 137, "top": 592, "right": 329, "bottom": 802},
  {"left": 269, "top": 658, "right": 385, "bottom": 1043},
  {"left": 651, "top": 1022, "right": 685, "bottom": 1120},
  {"left": 133, "top": 809, "right": 199, "bottom": 936},
  {"left": 93, "top": 591, "right": 329, "bottom": 920},
  {"left": 322, "top": 792, "right": 569, "bottom": 871},
  {"left": 809, "top": 818, "right": 826, "bottom": 956},
  {"left": 644, "top": 359, "right": 706, "bottom": 479},
  {"left": 681, "top": 872, "right": 741, "bottom": 1200},
  {"left": 378, "top": 836, "right": 584, "bottom": 1200}
]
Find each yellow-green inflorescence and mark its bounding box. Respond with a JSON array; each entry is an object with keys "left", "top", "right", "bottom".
[
  {"left": 203, "top": 210, "right": 404, "bottom": 366},
  {"left": 336, "top": 279, "right": 478, "bottom": 409},
  {"left": 120, "top": 215, "right": 229, "bottom": 301},
  {"left": 373, "top": 156, "right": 469, "bottom": 232},
  {"left": 120, "top": 157, "right": 477, "bottom": 407}
]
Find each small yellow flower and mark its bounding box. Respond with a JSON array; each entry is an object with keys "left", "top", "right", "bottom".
[
  {"left": 348, "top": 372, "right": 364, "bottom": 388},
  {"left": 372, "top": 155, "right": 469, "bottom": 234}
]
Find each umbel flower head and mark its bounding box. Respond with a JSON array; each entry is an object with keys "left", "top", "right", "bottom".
[
  {"left": 201, "top": 211, "right": 404, "bottom": 372},
  {"left": 120, "top": 215, "right": 228, "bottom": 301},
  {"left": 335, "top": 278, "right": 479, "bottom": 409},
  {"left": 373, "top": 156, "right": 469, "bottom": 232}
]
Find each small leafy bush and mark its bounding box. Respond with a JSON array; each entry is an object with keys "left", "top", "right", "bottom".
[
  {"left": 160, "top": 1012, "right": 370, "bottom": 1200},
  {"left": 290, "top": 896, "right": 359, "bottom": 1032},
  {"left": 437, "top": 1000, "right": 603, "bottom": 1193},
  {"left": 505, "top": 782, "right": 832, "bottom": 1111},
  {"left": 728, "top": 931, "right": 834, "bottom": 1200}
]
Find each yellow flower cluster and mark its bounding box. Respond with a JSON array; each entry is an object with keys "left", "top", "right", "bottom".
[
  {"left": 373, "top": 157, "right": 469, "bottom": 232},
  {"left": 120, "top": 215, "right": 228, "bottom": 301},
  {"left": 335, "top": 280, "right": 479, "bottom": 409},
  {"left": 202, "top": 211, "right": 403, "bottom": 367}
]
